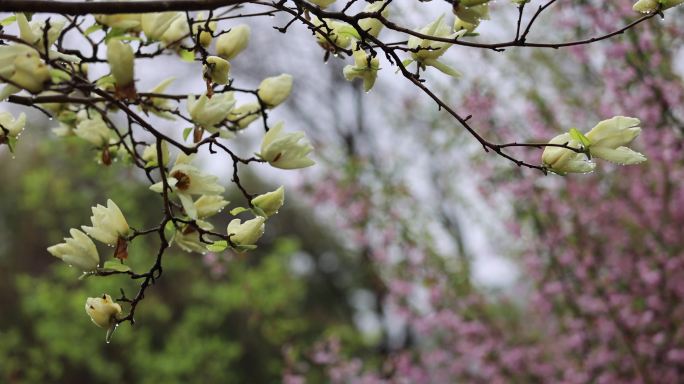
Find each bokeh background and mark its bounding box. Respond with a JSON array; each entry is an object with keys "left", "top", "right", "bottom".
[{"left": 1, "top": 1, "right": 684, "bottom": 383}]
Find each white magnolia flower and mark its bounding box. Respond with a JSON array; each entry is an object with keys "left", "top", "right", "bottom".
[
  {"left": 259, "top": 122, "right": 315, "bottom": 169},
  {"left": 0, "top": 111, "right": 26, "bottom": 138},
  {"left": 358, "top": 1, "right": 389, "bottom": 38},
  {"left": 85, "top": 294, "right": 122, "bottom": 328},
  {"left": 542, "top": 133, "right": 595, "bottom": 174},
  {"left": 195, "top": 195, "right": 230, "bottom": 218},
  {"left": 82, "top": 199, "right": 130, "bottom": 245},
  {"left": 203, "top": 56, "right": 231, "bottom": 85},
  {"left": 0, "top": 44, "right": 50, "bottom": 93},
  {"left": 216, "top": 25, "right": 251, "bottom": 60},
  {"left": 227, "top": 216, "right": 266, "bottom": 246},
  {"left": 106, "top": 39, "right": 135, "bottom": 88},
  {"left": 407, "top": 14, "right": 464, "bottom": 77},
  {"left": 229, "top": 102, "right": 261, "bottom": 129},
  {"left": 187, "top": 92, "right": 236, "bottom": 131},
  {"left": 47, "top": 228, "right": 99, "bottom": 271},
  {"left": 251, "top": 186, "right": 285, "bottom": 217},
  {"left": 586, "top": 116, "right": 646, "bottom": 165},
  {"left": 73, "top": 111, "right": 111, "bottom": 147},
  {"left": 150, "top": 154, "right": 225, "bottom": 219},
  {"left": 257, "top": 74, "right": 293, "bottom": 109},
  {"left": 142, "top": 12, "right": 182, "bottom": 41},
  {"left": 343, "top": 50, "right": 380, "bottom": 92}
]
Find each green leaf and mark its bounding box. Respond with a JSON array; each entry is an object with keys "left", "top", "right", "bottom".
[
  {"left": 206, "top": 240, "right": 228, "bottom": 253},
  {"left": 179, "top": 49, "right": 196, "bottom": 62},
  {"left": 84, "top": 24, "right": 103, "bottom": 36},
  {"left": 0, "top": 15, "right": 17, "bottom": 27},
  {"left": 102, "top": 261, "right": 131, "bottom": 272},
  {"left": 182, "top": 127, "right": 194, "bottom": 141},
  {"left": 230, "top": 207, "right": 248, "bottom": 216},
  {"left": 568, "top": 128, "right": 591, "bottom": 147},
  {"left": 49, "top": 69, "right": 71, "bottom": 83}
]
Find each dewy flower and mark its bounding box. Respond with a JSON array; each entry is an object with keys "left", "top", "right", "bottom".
[
  {"left": 358, "top": 1, "right": 389, "bottom": 38},
  {"left": 216, "top": 25, "right": 251, "bottom": 60},
  {"left": 106, "top": 39, "right": 135, "bottom": 88},
  {"left": 309, "top": 0, "right": 337, "bottom": 8},
  {"left": 85, "top": 294, "right": 122, "bottom": 328},
  {"left": 0, "top": 111, "right": 26, "bottom": 138},
  {"left": 203, "top": 56, "right": 231, "bottom": 85},
  {"left": 633, "top": 0, "right": 683, "bottom": 13},
  {"left": 82, "top": 199, "right": 130, "bottom": 246},
  {"left": 229, "top": 102, "right": 261, "bottom": 129},
  {"left": 542, "top": 133, "right": 595, "bottom": 175},
  {"left": 73, "top": 110, "right": 111, "bottom": 147},
  {"left": 227, "top": 216, "right": 266, "bottom": 246},
  {"left": 47, "top": 228, "right": 100, "bottom": 271},
  {"left": 150, "top": 154, "right": 225, "bottom": 219},
  {"left": 142, "top": 140, "right": 170, "bottom": 167},
  {"left": 142, "top": 12, "right": 182, "bottom": 41},
  {"left": 343, "top": 49, "right": 380, "bottom": 92},
  {"left": 586, "top": 116, "right": 647, "bottom": 165},
  {"left": 257, "top": 74, "right": 293, "bottom": 109},
  {"left": 194, "top": 195, "right": 230, "bottom": 219},
  {"left": 251, "top": 186, "right": 285, "bottom": 217},
  {"left": 407, "top": 14, "right": 465, "bottom": 77},
  {"left": 259, "top": 122, "right": 315, "bottom": 169},
  {"left": 0, "top": 44, "right": 51, "bottom": 94},
  {"left": 187, "top": 92, "right": 236, "bottom": 131},
  {"left": 453, "top": 0, "right": 491, "bottom": 25}
]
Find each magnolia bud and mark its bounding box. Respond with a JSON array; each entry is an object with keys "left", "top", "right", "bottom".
[
  {"left": 203, "top": 56, "right": 231, "bottom": 85},
  {"left": 251, "top": 186, "right": 285, "bottom": 217},
  {"left": 82, "top": 199, "right": 130, "bottom": 246},
  {"left": 142, "top": 12, "right": 182, "bottom": 41},
  {"left": 259, "top": 122, "right": 315, "bottom": 169},
  {"left": 216, "top": 25, "right": 251, "bottom": 60},
  {"left": 257, "top": 74, "right": 293, "bottom": 109},
  {"left": 106, "top": 39, "right": 135, "bottom": 88},
  {"left": 227, "top": 217, "right": 266, "bottom": 246},
  {"left": 47, "top": 228, "right": 100, "bottom": 271},
  {"left": 85, "top": 294, "right": 122, "bottom": 328},
  {"left": 0, "top": 111, "right": 26, "bottom": 138},
  {"left": 194, "top": 195, "right": 230, "bottom": 218},
  {"left": 541, "top": 133, "right": 595, "bottom": 174}
]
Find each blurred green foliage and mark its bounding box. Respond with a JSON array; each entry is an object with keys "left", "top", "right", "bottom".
[{"left": 0, "top": 129, "right": 371, "bottom": 383}]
